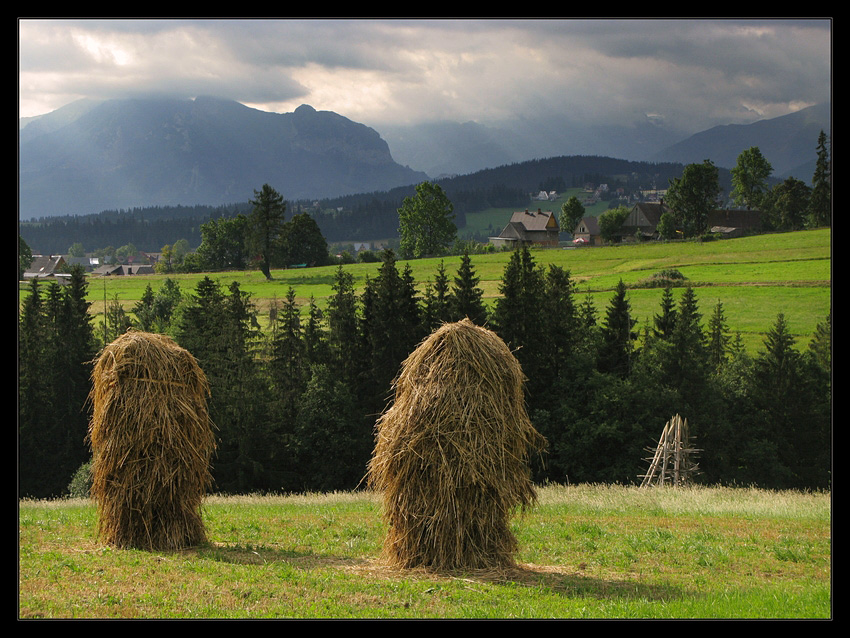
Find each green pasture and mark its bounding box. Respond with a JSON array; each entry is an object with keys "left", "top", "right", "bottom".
[{"left": 35, "top": 228, "right": 830, "bottom": 354}]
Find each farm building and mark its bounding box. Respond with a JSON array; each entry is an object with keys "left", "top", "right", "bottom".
[
  {"left": 707, "top": 209, "right": 763, "bottom": 238},
  {"left": 619, "top": 201, "right": 675, "bottom": 241},
  {"left": 23, "top": 255, "right": 66, "bottom": 279},
  {"left": 617, "top": 202, "right": 762, "bottom": 241},
  {"left": 490, "top": 209, "right": 560, "bottom": 249},
  {"left": 92, "top": 264, "right": 155, "bottom": 276}
]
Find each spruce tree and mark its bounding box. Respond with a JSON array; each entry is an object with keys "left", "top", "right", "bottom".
[
  {"left": 807, "top": 130, "right": 831, "bottom": 228},
  {"left": 450, "top": 252, "right": 487, "bottom": 325},
  {"left": 133, "top": 283, "right": 157, "bottom": 332},
  {"left": 102, "top": 294, "right": 133, "bottom": 346},
  {"left": 660, "top": 286, "right": 709, "bottom": 405},
  {"left": 807, "top": 313, "right": 831, "bottom": 376},
  {"left": 268, "top": 287, "right": 306, "bottom": 419},
  {"left": 361, "top": 250, "right": 422, "bottom": 411},
  {"left": 326, "top": 266, "right": 361, "bottom": 388},
  {"left": 302, "top": 296, "right": 328, "bottom": 368},
  {"left": 421, "top": 260, "right": 452, "bottom": 332},
  {"left": 707, "top": 300, "right": 732, "bottom": 371},
  {"left": 492, "top": 247, "right": 545, "bottom": 351},
  {"left": 57, "top": 266, "right": 96, "bottom": 494},
  {"left": 291, "top": 364, "right": 368, "bottom": 491},
  {"left": 491, "top": 247, "right": 547, "bottom": 387},
  {"left": 542, "top": 265, "right": 578, "bottom": 378},
  {"left": 652, "top": 286, "right": 677, "bottom": 340},
  {"left": 21, "top": 267, "right": 97, "bottom": 497},
  {"left": 575, "top": 291, "right": 601, "bottom": 358},
  {"left": 177, "top": 278, "right": 273, "bottom": 492},
  {"left": 744, "top": 313, "right": 829, "bottom": 488},
  {"left": 19, "top": 279, "right": 52, "bottom": 496},
  {"left": 597, "top": 280, "right": 637, "bottom": 378}
]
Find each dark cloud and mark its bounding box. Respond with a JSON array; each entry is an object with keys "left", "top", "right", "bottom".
[{"left": 19, "top": 18, "right": 831, "bottom": 135}]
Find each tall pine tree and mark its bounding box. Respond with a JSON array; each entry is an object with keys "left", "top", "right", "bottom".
[
  {"left": 450, "top": 252, "right": 487, "bottom": 325},
  {"left": 807, "top": 130, "right": 831, "bottom": 228},
  {"left": 597, "top": 280, "right": 637, "bottom": 378}
]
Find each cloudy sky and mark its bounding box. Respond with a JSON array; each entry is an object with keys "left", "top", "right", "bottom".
[{"left": 19, "top": 18, "right": 832, "bottom": 136}]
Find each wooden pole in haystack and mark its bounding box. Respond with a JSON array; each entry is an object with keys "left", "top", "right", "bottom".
[
  {"left": 88, "top": 330, "right": 216, "bottom": 550},
  {"left": 367, "top": 318, "right": 547, "bottom": 571}
]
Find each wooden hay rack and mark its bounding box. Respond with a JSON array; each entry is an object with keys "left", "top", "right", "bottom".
[{"left": 640, "top": 414, "right": 700, "bottom": 487}]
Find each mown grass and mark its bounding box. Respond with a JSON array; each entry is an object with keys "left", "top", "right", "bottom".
[{"left": 19, "top": 485, "right": 831, "bottom": 619}]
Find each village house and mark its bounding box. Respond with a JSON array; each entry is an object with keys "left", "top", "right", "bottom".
[
  {"left": 572, "top": 216, "right": 602, "bottom": 246},
  {"left": 490, "top": 209, "right": 560, "bottom": 249},
  {"left": 92, "top": 263, "right": 155, "bottom": 276},
  {"left": 619, "top": 201, "right": 675, "bottom": 242},
  {"left": 23, "top": 254, "right": 66, "bottom": 279},
  {"left": 706, "top": 209, "right": 763, "bottom": 238},
  {"left": 617, "top": 201, "right": 762, "bottom": 242}
]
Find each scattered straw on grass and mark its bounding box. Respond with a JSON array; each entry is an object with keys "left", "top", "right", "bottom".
[
  {"left": 367, "top": 318, "right": 546, "bottom": 571},
  {"left": 88, "top": 330, "right": 216, "bottom": 551}
]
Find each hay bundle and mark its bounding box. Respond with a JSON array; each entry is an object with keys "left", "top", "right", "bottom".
[
  {"left": 88, "top": 330, "right": 216, "bottom": 550},
  {"left": 367, "top": 318, "right": 546, "bottom": 571}
]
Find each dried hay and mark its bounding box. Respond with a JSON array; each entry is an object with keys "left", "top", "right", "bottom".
[
  {"left": 88, "top": 330, "right": 216, "bottom": 550},
  {"left": 367, "top": 318, "right": 546, "bottom": 571}
]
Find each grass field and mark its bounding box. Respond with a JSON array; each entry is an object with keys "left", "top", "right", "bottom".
[
  {"left": 74, "top": 227, "right": 831, "bottom": 354},
  {"left": 18, "top": 484, "right": 831, "bottom": 619}
]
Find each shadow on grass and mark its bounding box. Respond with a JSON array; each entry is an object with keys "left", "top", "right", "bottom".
[
  {"left": 193, "top": 542, "right": 685, "bottom": 602},
  {"left": 475, "top": 563, "right": 685, "bottom": 602}
]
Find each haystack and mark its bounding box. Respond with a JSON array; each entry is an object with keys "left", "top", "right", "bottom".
[
  {"left": 88, "top": 330, "right": 216, "bottom": 550},
  {"left": 367, "top": 318, "right": 546, "bottom": 571}
]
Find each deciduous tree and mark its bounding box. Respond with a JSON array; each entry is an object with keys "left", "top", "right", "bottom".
[
  {"left": 398, "top": 181, "right": 457, "bottom": 258},
  {"left": 731, "top": 146, "right": 773, "bottom": 209},
  {"left": 280, "top": 212, "right": 329, "bottom": 267},
  {"left": 666, "top": 160, "right": 721, "bottom": 237},
  {"left": 598, "top": 206, "right": 630, "bottom": 243},
  {"left": 763, "top": 177, "right": 811, "bottom": 231},
  {"left": 559, "top": 195, "right": 585, "bottom": 235}
]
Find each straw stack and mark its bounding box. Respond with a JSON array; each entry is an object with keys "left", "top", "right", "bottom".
[
  {"left": 367, "top": 318, "right": 546, "bottom": 570},
  {"left": 88, "top": 330, "right": 216, "bottom": 550}
]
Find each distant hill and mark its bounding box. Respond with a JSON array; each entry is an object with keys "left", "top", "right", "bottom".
[
  {"left": 20, "top": 154, "right": 704, "bottom": 255},
  {"left": 19, "top": 97, "right": 428, "bottom": 219},
  {"left": 651, "top": 102, "right": 830, "bottom": 178},
  {"left": 380, "top": 117, "right": 684, "bottom": 178}
]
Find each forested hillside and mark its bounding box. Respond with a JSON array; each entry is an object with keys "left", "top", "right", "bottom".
[{"left": 20, "top": 155, "right": 716, "bottom": 255}]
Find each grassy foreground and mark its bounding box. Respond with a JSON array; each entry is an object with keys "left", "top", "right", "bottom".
[{"left": 18, "top": 484, "right": 831, "bottom": 619}]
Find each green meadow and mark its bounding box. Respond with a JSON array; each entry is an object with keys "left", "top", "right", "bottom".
[
  {"left": 18, "top": 485, "right": 830, "bottom": 619},
  {"left": 82, "top": 228, "right": 831, "bottom": 354}
]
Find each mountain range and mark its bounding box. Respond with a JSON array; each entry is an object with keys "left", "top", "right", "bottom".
[
  {"left": 18, "top": 97, "right": 428, "bottom": 219},
  {"left": 19, "top": 97, "right": 830, "bottom": 220}
]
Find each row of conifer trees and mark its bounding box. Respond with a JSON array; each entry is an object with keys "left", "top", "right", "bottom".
[{"left": 18, "top": 248, "right": 831, "bottom": 498}]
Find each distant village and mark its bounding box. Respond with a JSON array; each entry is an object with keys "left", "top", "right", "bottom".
[{"left": 22, "top": 183, "right": 762, "bottom": 282}]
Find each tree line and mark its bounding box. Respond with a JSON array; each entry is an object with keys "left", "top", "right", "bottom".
[
  {"left": 18, "top": 246, "right": 831, "bottom": 499},
  {"left": 19, "top": 153, "right": 703, "bottom": 258}
]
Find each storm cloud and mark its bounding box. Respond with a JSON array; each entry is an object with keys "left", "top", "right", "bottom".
[{"left": 19, "top": 18, "right": 831, "bottom": 137}]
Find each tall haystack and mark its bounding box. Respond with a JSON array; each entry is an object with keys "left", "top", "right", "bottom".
[
  {"left": 367, "top": 318, "right": 546, "bottom": 571},
  {"left": 88, "top": 330, "right": 216, "bottom": 550}
]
